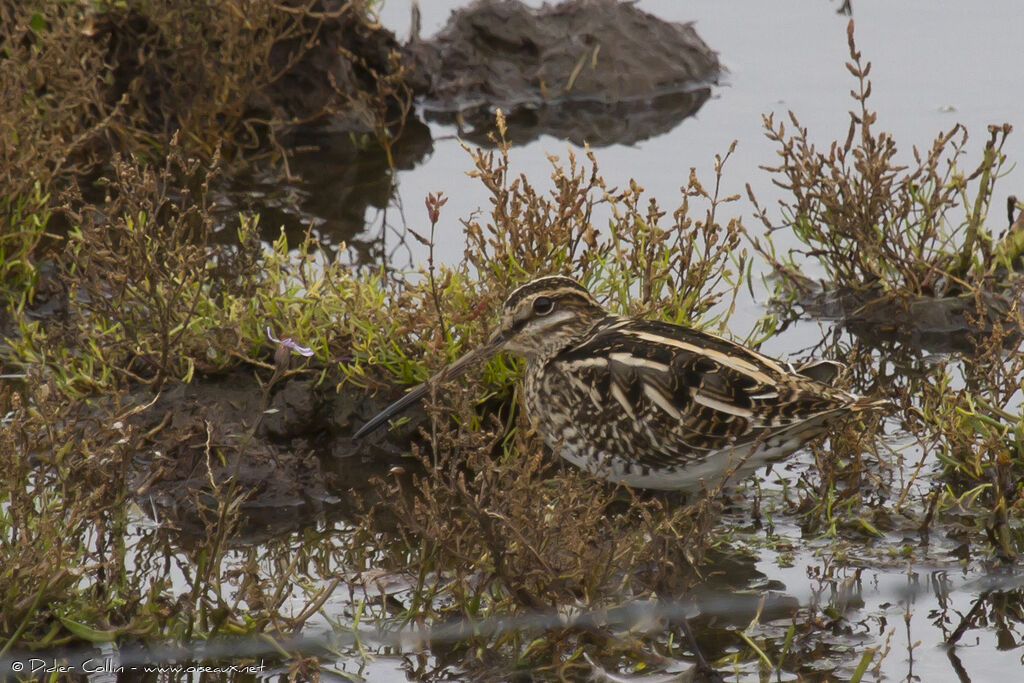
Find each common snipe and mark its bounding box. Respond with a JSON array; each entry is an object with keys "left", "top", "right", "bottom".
[{"left": 355, "top": 276, "right": 884, "bottom": 491}]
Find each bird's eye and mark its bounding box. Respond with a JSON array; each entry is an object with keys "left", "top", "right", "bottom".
[{"left": 532, "top": 296, "right": 554, "bottom": 316}]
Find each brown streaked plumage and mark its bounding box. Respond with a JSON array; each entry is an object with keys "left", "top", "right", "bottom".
[{"left": 355, "top": 276, "right": 884, "bottom": 491}]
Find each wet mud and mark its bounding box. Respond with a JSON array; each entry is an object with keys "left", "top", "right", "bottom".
[
  {"left": 125, "top": 372, "right": 419, "bottom": 531},
  {"left": 404, "top": 0, "right": 719, "bottom": 146},
  {"left": 785, "top": 285, "right": 1018, "bottom": 353}
]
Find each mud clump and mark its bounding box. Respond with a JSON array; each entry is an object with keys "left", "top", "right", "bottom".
[
  {"left": 405, "top": 0, "right": 720, "bottom": 146},
  {"left": 122, "top": 371, "right": 423, "bottom": 531},
  {"left": 782, "top": 284, "right": 1018, "bottom": 353},
  {"left": 127, "top": 375, "right": 325, "bottom": 526}
]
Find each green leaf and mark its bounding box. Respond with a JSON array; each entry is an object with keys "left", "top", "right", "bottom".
[{"left": 57, "top": 616, "right": 119, "bottom": 643}]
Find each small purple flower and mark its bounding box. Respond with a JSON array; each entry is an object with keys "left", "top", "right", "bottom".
[{"left": 267, "top": 326, "right": 315, "bottom": 357}]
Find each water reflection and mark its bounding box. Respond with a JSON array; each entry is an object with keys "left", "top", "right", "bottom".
[
  {"left": 221, "top": 117, "right": 433, "bottom": 263},
  {"left": 7, "top": 563, "right": 1022, "bottom": 680},
  {"left": 434, "top": 86, "right": 713, "bottom": 148}
]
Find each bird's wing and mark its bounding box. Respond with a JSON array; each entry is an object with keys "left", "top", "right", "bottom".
[{"left": 550, "top": 317, "right": 852, "bottom": 459}]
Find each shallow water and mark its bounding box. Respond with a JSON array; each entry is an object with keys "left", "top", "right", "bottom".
[
  {"left": 8, "top": 1, "right": 1023, "bottom": 680},
  {"left": 744, "top": 513, "right": 1024, "bottom": 681}
]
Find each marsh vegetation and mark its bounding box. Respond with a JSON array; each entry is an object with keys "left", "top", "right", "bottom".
[{"left": 1, "top": 3, "right": 1022, "bottom": 681}]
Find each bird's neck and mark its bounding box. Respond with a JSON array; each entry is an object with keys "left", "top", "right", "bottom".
[{"left": 529, "top": 313, "right": 616, "bottom": 363}]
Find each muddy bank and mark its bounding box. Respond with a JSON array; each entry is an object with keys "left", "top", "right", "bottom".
[
  {"left": 125, "top": 372, "right": 421, "bottom": 531},
  {"left": 257, "top": 0, "right": 722, "bottom": 245},
  {"left": 403, "top": 0, "right": 720, "bottom": 146},
  {"left": 263, "top": 0, "right": 720, "bottom": 148}
]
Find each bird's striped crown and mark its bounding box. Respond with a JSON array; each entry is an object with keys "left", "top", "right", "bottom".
[{"left": 495, "top": 275, "right": 608, "bottom": 359}]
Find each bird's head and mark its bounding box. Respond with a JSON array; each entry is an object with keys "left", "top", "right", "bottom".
[
  {"left": 353, "top": 275, "right": 607, "bottom": 439},
  {"left": 488, "top": 276, "right": 608, "bottom": 359}
]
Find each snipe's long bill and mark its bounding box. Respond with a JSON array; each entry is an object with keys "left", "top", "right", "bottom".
[{"left": 355, "top": 276, "right": 885, "bottom": 491}]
